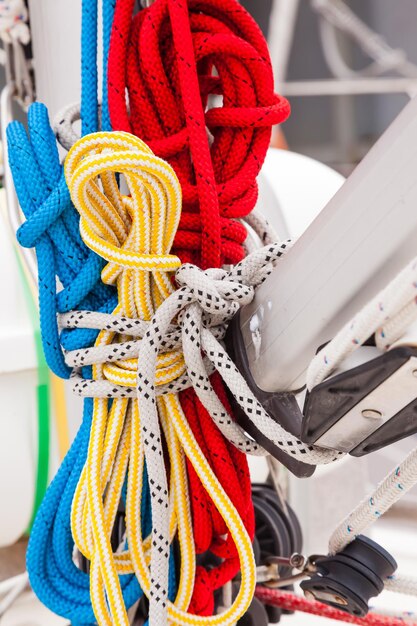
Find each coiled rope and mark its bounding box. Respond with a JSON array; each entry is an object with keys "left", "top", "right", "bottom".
[
  {"left": 61, "top": 132, "right": 345, "bottom": 625},
  {"left": 64, "top": 130, "right": 259, "bottom": 625},
  {"left": 6, "top": 3, "right": 151, "bottom": 622},
  {"left": 107, "top": 0, "right": 291, "bottom": 611},
  {"left": 108, "top": 0, "right": 291, "bottom": 268},
  {"left": 14, "top": 0, "right": 417, "bottom": 621}
]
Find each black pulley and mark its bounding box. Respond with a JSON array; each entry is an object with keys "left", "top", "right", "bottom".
[
  {"left": 253, "top": 535, "right": 261, "bottom": 567},
  {"left": 300, "top": 535, "right": 397, "bottom": 617},
  {"left": 252, "top": 487, "right": 304, "bottom": 624},
  {"left": 233, "top": 583, "right": 269, "bottom": 626},
  {"left": 253, "top": 495, "right": 292, "bottom": 566},
  {"left": 237, "top": 596, "right": 269, "bottom": 626},
  {"left": 252, "top": 495, "right": 288, "bottom": 624},
  {"left": 252, "top": 484, "right": 303, "bottom": 619},
  {"left": 252, "top": 484, "right": 303, "bottom": 555}
]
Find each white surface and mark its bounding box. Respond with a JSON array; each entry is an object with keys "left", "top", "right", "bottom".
[
  {"left": 0, "top": 589, "right": 68, "bottom": 626},
  {"left": 28, "top": 0, "right": 82, "bottom": 119},
  {"left": 0, "top": 193, "right": 38, "bottom": 546},
  {"left": 259, "top": 148, "right": 345, "bottom": 238},
  {"left": 0, "top": 194, "right": 36, "bottom": 374}
]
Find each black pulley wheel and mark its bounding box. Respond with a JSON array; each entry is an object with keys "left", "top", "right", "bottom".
[
  {"left": 233, "top": 583, "right": 269, "bottom": 626},
  {"left": 253, "top": 495, "right": 291, "bottom": 623}
]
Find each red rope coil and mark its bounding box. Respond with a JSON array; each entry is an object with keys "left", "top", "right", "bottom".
[
  {"left": 108, "top": 0, "right": 289, "bottom": 614},
  {"left": 108, "top": 0, "right": 290, "bottom": 269}
]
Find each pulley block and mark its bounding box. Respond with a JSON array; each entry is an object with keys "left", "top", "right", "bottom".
[{"left": 300, "top": 535, "right": 397, "bottom": 617}]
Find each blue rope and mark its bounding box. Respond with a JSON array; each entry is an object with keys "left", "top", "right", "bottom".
[
  {"left": 26, "top": 398, "right": 139, "bottom": 625},
  {"left": 81, "top": 0, "right": 99, "bottom": 134},
  {"left": 7, "top": 103, "right": 115, "bottom": 378},
  {"left": 81, "top": 0, "right": 116, "bottom": 134},
  {"left": 7, "top": 3, "right": 179, "bottom": 621},
  {"left": 7, "top": 104, "right": 177, "bottom": 622},
  {"left": 26, "top": 396, "right": 177, "bottom": 625}
]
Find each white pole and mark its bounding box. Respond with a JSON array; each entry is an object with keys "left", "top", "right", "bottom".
[
  {"left": 281, "top": 77, "right": 417, "bottom": 97},
  {"left": 27, "top": 0, "right": 82, "bottom": 118},
  {"left": 268, "top": 0, "right": 300, "bottom": 88}
]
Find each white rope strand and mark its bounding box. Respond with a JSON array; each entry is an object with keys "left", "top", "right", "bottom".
[
  {"left": 329, "top": 446, "right": 417, "bottom": 555},
  {"left": 308, "top": 255, "right": 417, "bottom": 390},
  {"left": 64, "top": 241, "right": 341, "bottom": 467}
]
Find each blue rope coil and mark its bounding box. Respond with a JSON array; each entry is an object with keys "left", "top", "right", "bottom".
[
  {"left": 7, "top": 103, "right": 115, "bottom": 378},
  {"left": 6, "top": 2, "right": 173, "bottom": 623}
]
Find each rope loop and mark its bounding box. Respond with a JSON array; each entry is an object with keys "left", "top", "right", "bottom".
[
  {"left": 175, "top": 263, "right": 254, "bottom": 318},
  {"left": 7, "top": 102, "right": 116, "bottom": 377},
  {"left": 63, "top": 129, "right": 260, "bottom": 626},
  {"left": 64, "top": 131, "right": 182, "bottom": 282},
  {"left": 108, "top": 0, "right": 290, "bottom": 268}
]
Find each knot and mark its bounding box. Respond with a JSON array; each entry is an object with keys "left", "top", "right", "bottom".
[
  {"left": 175, "top": 263, "right": 254, "bottom": 319},
  {"left": 64, "top": 131, "right": 182, "bottom": 283},
  {"left": 17, "top": 172, "right": 71, "bottom": 248},
  {"left": 65, "top": 241, "right": 292, "bottom": 402}
]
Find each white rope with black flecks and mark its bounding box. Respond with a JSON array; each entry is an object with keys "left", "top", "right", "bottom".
[{"left": 62, "top": 240, "right": 341, "bottom": 466}]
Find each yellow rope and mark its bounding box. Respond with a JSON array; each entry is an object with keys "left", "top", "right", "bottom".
[
  {"left": 65, "top": 131, "right": 256, "bottom": 625},
  {"left": 50, "top": 374, "right": 70, "bottom": 459}
]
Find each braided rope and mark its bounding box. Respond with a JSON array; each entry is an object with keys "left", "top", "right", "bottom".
[
  {"left": 308, "top": 255, "right": 417, "bottom": 390},
  {"left": 64, "top": 131, "right": 260, "bottom": 625},
  {"left": 108, "top": 0, "right": 290, "bottom": 268},
  {"left": 13, "top": 0, "right": 417, "bottom": 620},
  {"left": 330, "top": 494, "right": 417, "bottom": 604},
  {"left": 255, "top": 588, "right": 417, "bottom": 626},
  {"left": 107, "top": 1, "right": 290, "bottom": 608},
  {"left": 81, "top": 0, "right": 99, "bottom": 134}
]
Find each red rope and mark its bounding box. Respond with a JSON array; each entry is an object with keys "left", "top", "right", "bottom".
[
  {"left": 255, "top": 588, "right": 415, "bottom": 626},
  {"left": 108, "top": 0, "right": 289, "bottom": 268},
  {"left": 108, "top": 0, "right": 289, "bottom": 614}
]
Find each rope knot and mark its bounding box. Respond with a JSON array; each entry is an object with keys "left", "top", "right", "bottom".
[
  {"left": 64, "top": 131, "right": 182, "bottom": 284},
  {"left": 175, "top": 263, "right": 254, "bottom": 320},
  {"left": 16, "top": 172, "right": 72, "bottom": 249}
]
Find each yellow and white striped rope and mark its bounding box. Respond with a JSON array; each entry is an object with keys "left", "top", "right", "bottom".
[{"left": 64, "top": 131, "right": 256, "bottom": 625}]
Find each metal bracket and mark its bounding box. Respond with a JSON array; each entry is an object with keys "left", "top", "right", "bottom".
[
  {"left": 3, "top": 37, "right": 35, "bottom": 109},
  {"left": 256, "top": 553, "right": 318, "bottom": 588},
  {"left": 302, "top": 345, "right": 417, "bottom": 455}
]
